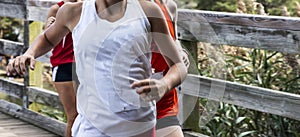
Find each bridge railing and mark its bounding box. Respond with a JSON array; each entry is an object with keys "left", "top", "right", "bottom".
[{"left": 0, "top": 0, "right": 299, "bottom": 136}]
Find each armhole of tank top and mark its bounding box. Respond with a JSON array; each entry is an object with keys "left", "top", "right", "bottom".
[
  {"left": 161, "top": 1, "right": 176, "bottom": 38},
  {"left": 72, "top": 1, "right": 86, "bottom": 35},
  {"left": 134, "top": 0, "right": 151, "bottom": 31}
]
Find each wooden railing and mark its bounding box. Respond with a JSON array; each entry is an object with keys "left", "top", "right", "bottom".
[{"left": 0, "top": 0, "right": 299, "bottom": 136}]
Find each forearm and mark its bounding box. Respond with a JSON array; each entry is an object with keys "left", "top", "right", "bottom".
[
  {"left": 24, "top": 33, "right": 55, "bottom": 58},
  {"left": 161, "top": 62, "right": 187, "bottom": 92}
]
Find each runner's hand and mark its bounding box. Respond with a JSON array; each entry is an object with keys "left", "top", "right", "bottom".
[
  {"left": 131, "top": 79, "right": 168, "bottom": 102},
  {"left": 6, "top": 55, "right": 36, "bottom": 77},
  {"left": 45, "top": 16, "right": 56, "bottom": 29}
]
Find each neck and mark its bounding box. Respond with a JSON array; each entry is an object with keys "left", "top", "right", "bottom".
[
  {"left": 95, "top": 0, "right": 127, "bottom": 22},
  {"left": 99, "top": 0, "right": 124, "bottom": 7},
  {"left": 96, "top": 0, "right": 126, "bottom": 14}
]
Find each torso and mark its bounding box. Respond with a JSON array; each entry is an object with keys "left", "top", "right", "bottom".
[{"left": 71, "top": 0, "right": 156, "bottom": 136}]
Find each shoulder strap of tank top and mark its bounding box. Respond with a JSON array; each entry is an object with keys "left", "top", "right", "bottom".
[
  {"left": 154, "top": 0, "right": 176, "bottom": 39},
  {"left": 57, "top": 1, "right": 64, "bottom": 7}
]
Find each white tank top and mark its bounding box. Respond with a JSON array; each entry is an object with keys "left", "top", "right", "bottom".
[{"left": 72, "top": 0, "right": 155, "bottom": 136}]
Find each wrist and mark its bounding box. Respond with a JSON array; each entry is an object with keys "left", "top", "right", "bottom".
[{"left": 161, "top": 78, "right": 171, "bottom": 94}]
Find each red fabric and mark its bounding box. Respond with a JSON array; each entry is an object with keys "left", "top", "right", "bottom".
[
  {"left": 152, "top": 0, "right": 178, "bottom": 119},
  {"left": 50, "top": 1, "right": 74, "bottom": 67},
  {"left": 154, "top": 0, "right": 176, "bottom": 39},
  {"left": 57, "top": 1, "right": 64, "bottom": 7}
]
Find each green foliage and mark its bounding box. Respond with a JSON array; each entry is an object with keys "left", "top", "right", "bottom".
[
  {"left": 226, "top": 48, "right": 299, "bottom": 94},
  {"left": 29, "top": 102, "right": 66, "bottom": 122},
  {"left": 200, "top": 103, "right": 256, "bottom": 137},
  {"left": 0, "top": 17, "right": 23, "bottom": 41},
  {"left": 224, "top": 48, "right": 300, "bottom": 136},
  {"left": 257, "top": 0, "right": 300, "bottom": 16}
]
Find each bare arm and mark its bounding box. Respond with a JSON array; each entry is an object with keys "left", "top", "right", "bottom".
[
  {"left": 7, "top": 3, "right": 81, "bottom": 76},
  {"left": 132, "top": 1, "right": 187, "bottom": 101},
  {"left": 45, "top": 4, "right": 59, "bottom": 29},
  {"left": 166, "top": 0, "right": 190, "bottom": 67}
]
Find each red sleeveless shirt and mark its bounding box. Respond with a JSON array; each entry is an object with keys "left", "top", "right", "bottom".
[{"left": 152, "top": 0, "right": 178, "bottom": 119}]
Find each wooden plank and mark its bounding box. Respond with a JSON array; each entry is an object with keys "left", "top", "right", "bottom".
[
  {"left": 0, "top": 78, "right": 24, "bottom": 99},
  {"left": 0, "top": 100, "right": 65, "bottom": 136},
  {"left": 0, "top": 111, "right": 60, "bottom": 137},
  {"left": 178, "top": 22, "right": 300, "bottom": 53},
  {"left": 23, "top": 8, "right": 30, "bottom": 108},
  {"left": 1, "top": 4, "right": 300, "bottom": 54},
  {"left": 5, "top": 6, "right": 299, "bottom": 54},
  {"left": 28, "top": 6, "right": 49, "bottom": 22},
  {"left": 2, "top": 73, "right": 300, "bottom": 122},
  {"left": 1, "top": 123, "right": 35, "bottom": 129},
  {"left": 28, "top": 0, "right": 57, "bottom": 8},
  {"left": 184, "top": 131, "right": 209, "bottom": 137},
  {"left": 177, "top": 9, "right": 300, "bottom": 54},
  {"left": 0, "top": 1, "right": 26, "bottom": 19},
  {"left": 0, "top": 0, "right": 26, "bottom": 4},
  {"left": 0, "top": 127, "right": 18, "bottom": 137},
  {"left": 178, "top": 9, "right": 300, "bottom": 30},
  {"left": 181, "top": 74, "right": 300, "bottom": 121},
  {"left": 0, "top": 39, "right": 24, "bottom": 57},
  {"left": 28, "top": 87, "right": 63, "bottom": 110},
  {"left": 0, "top": 78, "right": 63, "bottom": 110},
  {"left": 1, "top": 74, "right": 300, "bottom": 122}
]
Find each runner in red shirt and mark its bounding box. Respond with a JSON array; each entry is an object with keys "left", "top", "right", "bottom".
[
  {"left": 152, "top": 0, "right": 190, "bottom": 136},
  {"left": 45, "top": 1, "right": 79, "bottom": 137}
]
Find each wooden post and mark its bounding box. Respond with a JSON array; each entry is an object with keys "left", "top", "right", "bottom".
[
  {"left": 179, "top": 40, "right": 201, "bottom": 132},
  {"left": 29, "top": 22, "right": 44, "bottom": 88},
  {"left": 22, "top": 0, "right": 29, "bottom": 108}
]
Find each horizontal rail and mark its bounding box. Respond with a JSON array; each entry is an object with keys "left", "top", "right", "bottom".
[
  {"left": 177, "top": 9, "right": 300, "bottom": 54},
  {"left": 1, "top": 74, "right": 300, "bottom": 121},
  {"left": 0, "top": 39, "right": 24, "bottom": 57},
  {"left": 28, "top": 6, "right": 49, "bottom": 22},
  {"left": 178, "top": 9, "right": 300, "bottom": 30},
  {"left": 28, "top": 0, "right": 56, "bottom": 8},
  {"left": 0, "top": 100, "right": 65, "bottom": 136},
  {"left": 0, "top": 78, "right": 63, "bottom": 110},
  {"left": 1, "top": 5, "right": 299, "bottom": 55},
  {"left": 0, "top": 0, "right": 26, "bottom": 19},
  {"left": 0, "top": 99, "right": 203, "bottom": 137},
  {"left": 0, "top": 39, "right": 50, "bottom": 62},
  {"left": 181, "top": 74, "right": 300, "bottom": 121}
]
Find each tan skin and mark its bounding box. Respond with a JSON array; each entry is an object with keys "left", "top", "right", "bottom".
[
  {"left": 45, "top": 1, "right": 79, "bottom": 137},
  {"left": 7, "top": 0, "right": 187, "bottom": 133}
]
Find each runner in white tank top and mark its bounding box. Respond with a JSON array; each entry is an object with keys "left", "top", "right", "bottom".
[
  {"left": 6, "top": 0, "right": 188, "bottom": 136},
  {"left": 72, "top": 0, "right": 155, "bottom": 136}
]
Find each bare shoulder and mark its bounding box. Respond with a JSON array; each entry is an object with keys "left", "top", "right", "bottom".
[
  {"left": 47, "top": 4, "right": 60, "bottom": 18},
  {"left": 49, "top": 4, "right": 59, "bottom": 13},
  {"left": 58, "top": 1, "right": 83, "bottom": 17},
  {"left": 56, "top": 1, "right": 83, "bottom": 30}
]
